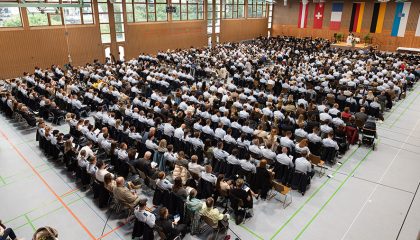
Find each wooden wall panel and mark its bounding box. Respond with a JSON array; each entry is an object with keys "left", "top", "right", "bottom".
[
  {"left": 220, "top": 18, "right": 268, "bottom": 43},
  {"left": 0, "top": 25, "right": 103, "bottom": 79},
  {"left": 124, "top": 21, "right": 207, "bottom": 60},
  {"left": 272, "top": 0, "right": 420, "bottom": 51}
]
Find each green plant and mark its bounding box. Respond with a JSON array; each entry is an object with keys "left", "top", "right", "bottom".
[
  {"left": 364, "top": 34, "right": 372, "bottom": 44},
  {"left": 335, "top": 33, "right": 343, "bottom": 42}
]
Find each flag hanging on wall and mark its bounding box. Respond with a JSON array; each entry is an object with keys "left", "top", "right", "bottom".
[
  {"left": 313, "top": 2, "right": 325, "bottom": 29},
  {"left": 298, "top": 2, "right": 309, "bottom": 28},
  {"left": 415, "top": 14, "right": 420, "bottom": 37},
  {"left": 349, "top": 2, "right": 365, "bottom": 33},
  {"left": 370, "top": 2, "right": 387, "bottom": 33},
  {"left": 330, "top": 2, "right": 344, "bottom": 30},
  {"left": 391, "top": 2, "right": 411, "bottom": 37}
]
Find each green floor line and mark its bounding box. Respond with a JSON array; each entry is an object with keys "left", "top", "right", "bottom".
[
  {"left": 237, "top": 222, "right": 264, "bottom": 240},
  {"left": 0, "top": 165, "right": 54, "bottom": 189},
  {"left": 0, "top": 175, "right": 6, "bottom": 185},
  {"left": 390, "top": 92, "right": 420, "bottom": 128},
  {"left": 15, "top": 194, "right": 86, "bottom": 231},
  {"left": 289, "top": 84, "right": 417, "bottom": 239},
  {"left": 269, "top": 146, "right": 361, "bottom": 240},
  {"left": 24, "top": 214, "right": 36, "bottom": 231},
  {"left": 293, "top": 145, "right": 376, "bottom": 240},
  {"left": 4, "top": 162, "right": 50, "bottom": 180},
  {"left": 4, "top": 185, "right": 82, "bottom": 225}
]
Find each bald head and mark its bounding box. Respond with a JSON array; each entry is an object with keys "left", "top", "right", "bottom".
[
  {"left": 116, "top": 177, "right": 125, "bottom": 186},
  {"left": 144, "top": 151, "right": 152, "bottom": 160}
]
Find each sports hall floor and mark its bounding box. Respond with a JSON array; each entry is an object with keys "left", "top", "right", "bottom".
[{"left": 1, "top": 84, "right": 420, "bottom": 240}]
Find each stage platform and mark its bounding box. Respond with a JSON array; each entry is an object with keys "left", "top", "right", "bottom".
[{"left": 330, "top": 42, "right": 371, "bottom": 50}]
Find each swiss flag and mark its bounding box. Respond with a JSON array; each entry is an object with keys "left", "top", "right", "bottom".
[{"left": 313, "top": 3, "right": 325, "bottom": 29}]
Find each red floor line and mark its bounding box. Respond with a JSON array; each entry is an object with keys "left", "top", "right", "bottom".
[
  {"left": 61, "top": 187, "right": 81, "bottom": 197},
  {"left": 96, "top": 223, "right": 127, "bottom": 240},
  {"left": 0, "top": 130, "right": 97, "bottom": 240}
]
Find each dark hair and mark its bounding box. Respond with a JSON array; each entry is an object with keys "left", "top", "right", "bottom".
[
  {"left": 159, "top": 207, "right": 168, "bottom": 219},
  {"left": 216, "top": 174, "right": 225, "bottom": 192},
  {"left": 172, "top": 177, "right": 183, "bottom": 192}
]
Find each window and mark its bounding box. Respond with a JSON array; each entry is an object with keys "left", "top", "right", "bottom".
[
  {"left": 128, "top": 0, "right": 168, "bottom": 22},
  {"left": 172, "top": 0, "right": 204, "bottom": 21},
  {"left": 114, "top": 0, "right": 126, "bottom": 42},
  {"left": 248, "top": 0, "right": 266, "bottom": 18},
  {"left": 267, "top": 3, "right": 272, "bottom": 28},
  {"left": 62, "top": 0, "right": 94, "bottom": 24},
  {"left": 222, "top": 0, "right": 244, "bottom": 19},
  {"left": 0, "top": 7, "right": 22, "bottom": 27},
  {"left": 24, "top": 0, "right": 65, "bottom": 27},
  {"left": 97, "top": 0, "right": 110, "bottom": 43}
]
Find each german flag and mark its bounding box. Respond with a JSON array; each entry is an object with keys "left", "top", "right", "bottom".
[
  {"left": 370, "top": 2, "right": 387, "bottom": 33},
  {"left": 349, "top": 2, "right": 365, "bottom": 33}
]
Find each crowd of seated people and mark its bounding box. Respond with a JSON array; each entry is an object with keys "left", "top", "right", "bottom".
[{"left": 0, "top": 36, "right": 419, "bottom": 239}]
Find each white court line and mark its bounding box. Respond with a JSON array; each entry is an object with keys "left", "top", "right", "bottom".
[{"left": 339, "top": 118, "right": 420, "bottom": 240}]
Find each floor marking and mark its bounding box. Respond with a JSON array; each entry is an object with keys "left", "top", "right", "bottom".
[
  {"left": 233, "top": 221, "right": 264, "bottom": 240},
  {"left": 0, "top": 175, "right": 6, "bottom": 185},
  {"left": 14, "top": 194, "right": 87, "bottom": 231},
  {"left": 396, "top": 180, "right": 420, "bottom": 239},
  {"left": 338, "top": 119, "right": 420, "bottom": 240},
  {"left": 289, "top": 85, "right": 420, "bottom": 239},
  {"left": 269, "top": 146, "right": 361, "bottom": 240},
  {"left": 0, "top": 166, "right": 54, "bottom": 189},
  {"left": 390, "top": 93, "right": 420, "bottom": 128},
  {"left": 1, "top": 116, "right": 125, "bottom": 240},
  {"left": 61, "top": 187, "right": 81, "bottom": 197},
  {"left": 294, "top": 147, "right": 374, "bottom": 240},
  {"left": 0, "top": 129, "right": 97, "bottom": 240},
  {"left": 24, "top": 214, "right": 36, "bottom": 231},
  {"left": 97, "top": 223, "right": 127, "bottom": 240}
]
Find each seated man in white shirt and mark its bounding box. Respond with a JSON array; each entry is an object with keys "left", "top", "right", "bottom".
[
  {"left": 328, "top": 103, "right": 340, "bottom": 117},
  {"left": 213, "top": 142, "right": 229, "bottom": 161},
  {"left": 319, "top": 108, "right": 332, "bottom": 122},
  {"left": 188, "top": 155, "right": 205, "bottom": 175},
  {"left": 276, "top": 147, "right": 294, "bottom": 168},
  {"left": 79, "top": 141, "right": 95, "bottom": 159},
  {"left": 202, "top": 119, "right": 215, "bottom": 136},
  {"left": 134, "top": 199, "right": 156, "bottom": 229},
  {"left": 307, "top": 127, "right": 322, "bottom": 144},
  {"left": 95, "top": 159, "right": 113, "bottom": 182},
  {"left": 280, "top": 131, "right": 294, "bottom": 150},
  {"left": 239, "top": 153, "right": 256, "bottom": 174},
  {"left": 174, "top": 124, "right": 186, "bottom": 139},
  {"left": 322, "top": 132, "right": 339, "bottom": 150},
  {"left": 189, "top": 132, "right": 204, "bottom": 148},
  {"left": 294, "top": 150, "right": 314, "bottom": 193},
  {"left": 86, "top": 156, "right": 98, "bottom": 175},
  {"left": 200, "top": 165, "right": 217, "bottom": 185},
  {"left": 156, "top": 171, "right": 173, "bottom": 190},
  {"left": 214, "top": 122, "right": 226, "bottom": 140},
  {"left": 261, "top": 143, "right": 276, "bottom": 161},
  {"left": 248, "top": 138, "right": 262, "bottom": 157}
]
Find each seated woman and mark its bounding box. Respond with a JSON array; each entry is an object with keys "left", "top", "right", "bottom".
[
  {"left": 156, "top": 207, "right": 187, "bottom": 240},
  {"left": 252, "top": 160, "right": 273, "bottom": 200},
  {"left": 215, "top": 174, "right": 232, "bottom": 203},
  {"left": 172, "top": 176, "right": 188, "bottom": 199},
  {"left": 230, "top": 178, "right": 256, "bottom": 214},
  {"left": 172, "top": 155, "right": 189, "bottom": 184},
  {"left": 186, "top": 189, "right": 202, "bottom": 235}
]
